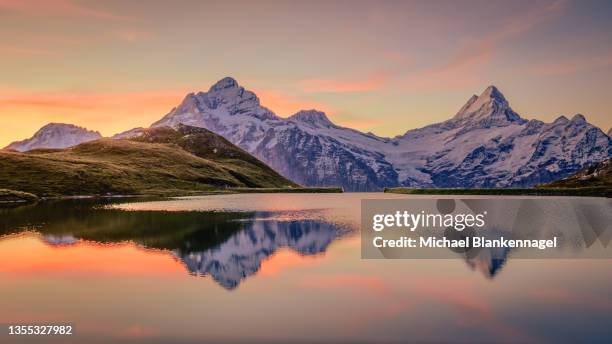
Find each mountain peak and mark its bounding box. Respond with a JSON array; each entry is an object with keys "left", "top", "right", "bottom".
[
  {"left": 553, "top": 115, "right": 569, "bottom": 124},
  {"left": 289, "top": 109, "right": 335, "bottom": 128},
  {"left": 209, "top": 77, "right": 240, "bottom": 92},
  {"left": 481, "top": 85, "right": 507, "bottom": 104},
  {"left": 38, "top": 122, "right": 84, "bottom": 131},
  {"left": 571, "top": 113, "right": 586, "bottom": 123},
  {"left": 452, "top": 85, "right": 522, "bottom": 126},
  {"left": 4, "top": 122, "right": 101, "bottom": 152}
]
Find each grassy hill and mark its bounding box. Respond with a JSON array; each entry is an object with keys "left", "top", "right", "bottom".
[{"left": 0, "top": 125, "right": 298, "bottom": 197}]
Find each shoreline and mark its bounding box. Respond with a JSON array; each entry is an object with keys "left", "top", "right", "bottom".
[
  {"left": 384, "top": 187, "right": 610, "bottom": 198},
  {"left": 7, "top": 187, "right": 344, "bottom": 203}
]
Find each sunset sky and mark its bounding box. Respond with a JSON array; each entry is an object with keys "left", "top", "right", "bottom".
[{"left": 1, "top": 0, "right": 611, "bottom": 147}]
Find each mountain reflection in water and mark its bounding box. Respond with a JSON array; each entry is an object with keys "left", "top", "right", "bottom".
[
  {"left": 1, "top": 194, "right": 611, "bottom": 343},
  {"left": 0, "top": 199, "right": 348, "bottom": 289}
]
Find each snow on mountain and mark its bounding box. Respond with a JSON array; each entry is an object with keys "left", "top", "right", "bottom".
[
  {"left": 152, "top": 78, "right": 611, "bottom": 190},
  {"left": 175, "top": 217, "right": 343, "bottom": 289},
  {"left": 111, "top": 127, "right": 145, "bottom": 139},
  {"left": 153, "top": 77, "right": 397, "bottom": 191},
  {"left": 4, "top": 123, "right": 101, "bottom": 152},
  {"left": 390, "top": 89, "right": 611, "bottom": 187},
  {"left": 7, "top": 78, "right": 609, "bottom": 190}
]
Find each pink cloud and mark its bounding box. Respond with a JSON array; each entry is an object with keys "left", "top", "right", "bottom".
[
  {"left": 0, "top": 0, "right": 132, "bottom": 21},
  {"left": 403, "top": 0, "right": 567, "bottom": 91},
  {"left": 298, "top": 72, "right": 390, "bottom": 93},
  {"left": 299, "top": 274, "right": 389, "bottom": 294},
  {"left": 533, "top": 53, "right": 612, "bottom": 76},
  {"left": 253, "top": 88, "right": 334, "bottom": 116},
  {"left": 528, "top": 288, "right": 612, "bottom": 311},
  {"left": 115, "top": 30, "right": 153, "bottom": 43}
]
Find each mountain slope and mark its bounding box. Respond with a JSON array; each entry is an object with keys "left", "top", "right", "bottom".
[
  {"left": 543, "top": 158, "right": 611, "bottom": 189},
  {"left": 150, "top": 78, "right": 611, "bottom": 190},
  {"left": 131, "top": 124, "right": 297, "bottom": 188},
  {"left": 0, "top": 125, "right": 297, "bottom": 196},
  {"left": 5, "top": 123, "right": 101, "bottom": 152}
]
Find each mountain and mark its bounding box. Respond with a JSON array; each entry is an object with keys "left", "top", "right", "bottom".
[
  {"left": 177, "top": 218, "right": 343, "bottom": 289},
  {"left": 111, "top": 127, "right": 145, "bottom": 139},
  {"left": 544, "top": 158, "right": 611, "bottom": 189},
  {"left": 0, "top": 125, "right": 296, "bottom": 196},
  {"left": 390, "top": 88, "right": 611, "bottom": 188},
  {"left": 8, "top": 79, "right": 610, "bottom": 190},
  {"left": 151, "top": 78, "right": 611, "bottom": 190},
  {"left": 608, "top": 128, "right": 612, "bottom": 137},
  {"left": 151, "top": 77, "right": 398, "bottom": 191},
  {"left": 4, "top": 123, "right": 101, "bottom": 152}
]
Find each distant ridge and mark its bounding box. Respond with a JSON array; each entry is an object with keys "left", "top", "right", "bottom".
[{"left": 5, "top": 123, "right": 101, "bottom": 152}]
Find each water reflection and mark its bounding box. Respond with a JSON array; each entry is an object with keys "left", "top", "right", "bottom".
[
  {"left": 178, "top": 219, "right": 343, "bottom": 289},
  {"left": 0, "top": 199, "right": 347, "bottom": 290},
  {"left": 1, "top": 195, "right": 611, "bottom": 343}
]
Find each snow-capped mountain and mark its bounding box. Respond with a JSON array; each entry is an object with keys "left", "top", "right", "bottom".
[
  {"left": 8, "top": 78, "right": 609, "bottom": 189},
  {"left": 389, "top": 87, "right": 611, "bottom": 187},
  {"left": 151, "top": 78, "right": 611, "bottom": 190},
  {"left": 4, "top": 123, "right": 101, "bottom": 152},
  {"left": 152, "top": 77, "right": 398, "bottom": 191},
  {"left": 175, "top": 218, "right": 343, "bottom": 289}
]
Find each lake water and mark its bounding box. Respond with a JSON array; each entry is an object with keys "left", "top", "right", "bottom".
[{"left": 1, "top": 193, "right": 611, "bottom": 343}]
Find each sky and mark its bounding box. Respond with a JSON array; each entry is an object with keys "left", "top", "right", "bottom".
[{"left": 1, "top": 0, "right": 612, "bottom": 147}]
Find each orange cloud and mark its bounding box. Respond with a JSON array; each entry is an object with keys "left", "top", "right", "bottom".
[
  {"left": 0, "top": 44, "right": 58, "bottom": 56},
  {"left": 0, "top": 88, "right": 183, "bottom": 110},
  {"left": 254, "top": 88, "right": 334, "bottom": 117},
  {"left": 0, "top": 88, "right": 184, "bottom": 146},
  {"left": 298, "top": 72, "right": 390, "bottom": 93}
]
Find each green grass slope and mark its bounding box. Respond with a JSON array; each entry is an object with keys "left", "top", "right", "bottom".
[
  {"left": 0, "top": 126, "right": 298, "bottom": 196},
  {"left": 132, "top": 124, "right": 297, "bottom": 189}
]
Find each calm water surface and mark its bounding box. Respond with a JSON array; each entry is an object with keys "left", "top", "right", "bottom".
[{"left": 0, "top": 193, "right": 611, "bottom": 343}]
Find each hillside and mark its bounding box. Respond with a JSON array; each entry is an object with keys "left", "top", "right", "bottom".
[
  {"left": 130, "top": 124, "right": 297, "bottom": 188},
  {"left": 0, "top": 126, "right": 297, "bottom": 197},
  {"left": 543, "top": 158, "right": 611, "bottom": 189}
]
